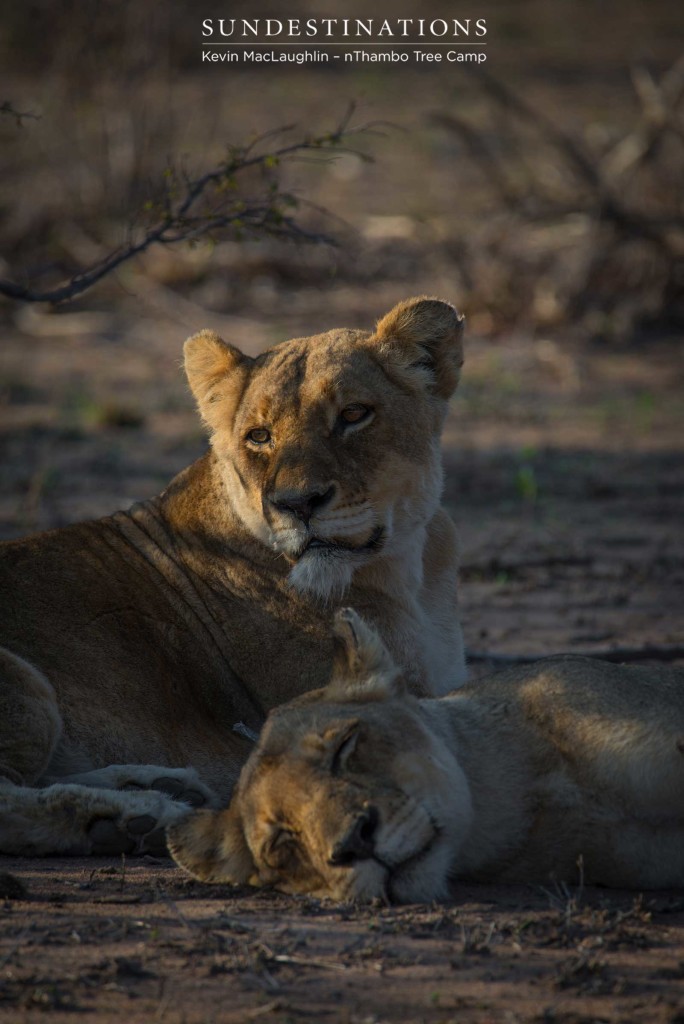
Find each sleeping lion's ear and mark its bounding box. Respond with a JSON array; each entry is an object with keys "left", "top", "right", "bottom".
[
  {"left": 184, "top": 330, "right": 251, "bottom": 431},
  {"left": 370, "top": 296, "right": 465, "bottom": 399},
  {"left": 167, "top": 804, "right": 255, "bottom": 884},
  {"left": 327, "top": 608, "right": 405, "bottom": 702}
]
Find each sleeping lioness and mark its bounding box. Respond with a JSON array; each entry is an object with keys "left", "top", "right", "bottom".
[
  {"left": 169, "top": 609, "right": 684, "bottom": 900},
  {"left": 0, "top": 298, "right": 467, "bottom": 856}
]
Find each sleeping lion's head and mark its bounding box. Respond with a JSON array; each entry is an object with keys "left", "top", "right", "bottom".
[
  {"left": 184, "top": 297, "right": 464, "bottom": 600},
  {"left": 168, "top": 609, "right": 471, "bottom": 902}
]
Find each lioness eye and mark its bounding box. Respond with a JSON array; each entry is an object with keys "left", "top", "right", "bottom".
[
  {"left": 247, "top": 427, "right": 271, "bottom": 445},
  {"left": 331, "top": 730, "right": 359, "bottom": 775},
  {"left": 340, "top": 405, "right": 370, "bottom": 426}
]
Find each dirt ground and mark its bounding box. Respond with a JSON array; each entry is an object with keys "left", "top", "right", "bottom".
[{"left": 2, "top": 859, "right": 684, "bottom": 1024}]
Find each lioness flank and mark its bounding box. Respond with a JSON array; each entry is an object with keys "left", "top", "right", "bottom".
[
  {"left": 0, "top": 298, "right": 466, "bottom": 856},
  {"left": 169, "top": 609, "right": 684, "bottom": 901}
]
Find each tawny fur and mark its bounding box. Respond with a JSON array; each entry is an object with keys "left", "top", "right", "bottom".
[
  {"left": 0, "top": 299, "right": 466, "bottom": 856},
  {"left": 169, "top": 610, "right": 684, "bottom": 901}
]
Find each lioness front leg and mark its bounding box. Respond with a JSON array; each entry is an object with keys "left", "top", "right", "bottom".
[
  {"left": 0, "top": 779, "right": 194, "bottom": 856},
  {"left": 0, "top": 646, "right": 219, "bottom": 856}
]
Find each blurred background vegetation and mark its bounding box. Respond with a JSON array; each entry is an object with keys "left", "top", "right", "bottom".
[{"left": 1, "top": 0, "right": 682, "bottom": 340}]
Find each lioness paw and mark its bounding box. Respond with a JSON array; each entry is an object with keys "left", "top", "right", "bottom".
[
  {"left": 58, "top": 765, "right": 219, "bottom": 808},
  {"left": 88, "top": 815, "right": 168, "bottom": 856},
  {"left": 86, "top": 800, "right": 188, "bottom": 856},
  {"left": 122, "top": 775, "right": 210, "bottom": 808}
]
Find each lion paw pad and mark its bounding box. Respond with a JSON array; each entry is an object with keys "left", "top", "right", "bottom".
[
  {"left": 150, "top": 778, "right": 208, "bottom": 807},
  {"left": 117, "top": 776, "right": 210, "bottom": 807}
]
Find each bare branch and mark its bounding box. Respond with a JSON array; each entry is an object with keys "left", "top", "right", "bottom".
[
  {"left": 476, "top": 70, "right": 604, "bottom": 192},
  {"left": 601, "top": 56, "right": 684, "bottom": 180},
  {"left": 431, "top": 112, "right": 520, "bottom": 206},
  {"left": 472, "top": 69, "right": 677, "bottom": 252},
  {"left": 0, "top": 101, "right": 40, "bottom": 127}
]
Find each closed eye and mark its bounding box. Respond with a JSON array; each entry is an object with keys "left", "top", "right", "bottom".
[{"left": 331, "top": 728, "right": 360, "bottom": 775}]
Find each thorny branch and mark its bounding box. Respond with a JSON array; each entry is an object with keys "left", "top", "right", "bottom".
[{"left": 0, "top": 105, "right": 380, "bottom": 305}]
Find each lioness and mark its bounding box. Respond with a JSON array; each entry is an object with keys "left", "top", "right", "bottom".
[
  {"left": 0, "top": 298, "right": 466, "bottom": 857},
  {"left": 169, "top": 609, "right": 684, "bottom": 901}
]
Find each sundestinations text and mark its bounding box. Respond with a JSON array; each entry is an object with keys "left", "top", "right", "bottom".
[{"left": 201, "top": 18, "right": 487, "bottom": 39}]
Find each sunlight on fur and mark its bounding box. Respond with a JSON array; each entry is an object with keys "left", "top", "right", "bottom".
[{"left": 170, "top": 609, "right": 684, "bottom": 901}]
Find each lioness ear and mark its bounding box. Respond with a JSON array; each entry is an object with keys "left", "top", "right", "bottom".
[
  {"left": 184, "top": 330, "right": 251, "bottom": 431},
  {"left": 167, "top": 805, "right": 255, "bottom": 884},
  {"left": 370, "top": 296, "right": 465, "bottom": 399},
  {"left": 327, "top": 608, "right": 405, "bottom": 702}
]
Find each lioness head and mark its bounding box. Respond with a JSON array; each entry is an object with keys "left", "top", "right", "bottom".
[
  {"left": 168, "top": 609, "right": 471, "bottom": 901},
  {"left": 184, "top": 298, "right": 464, "bottom": 601}
]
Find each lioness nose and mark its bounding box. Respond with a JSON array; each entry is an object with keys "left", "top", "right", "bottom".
[
  {"left": 329, "top": 806, "right": 379, "bottom": 865},
  {"left": 270, "top": 485, "right": 335, "bottom": 525}
]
